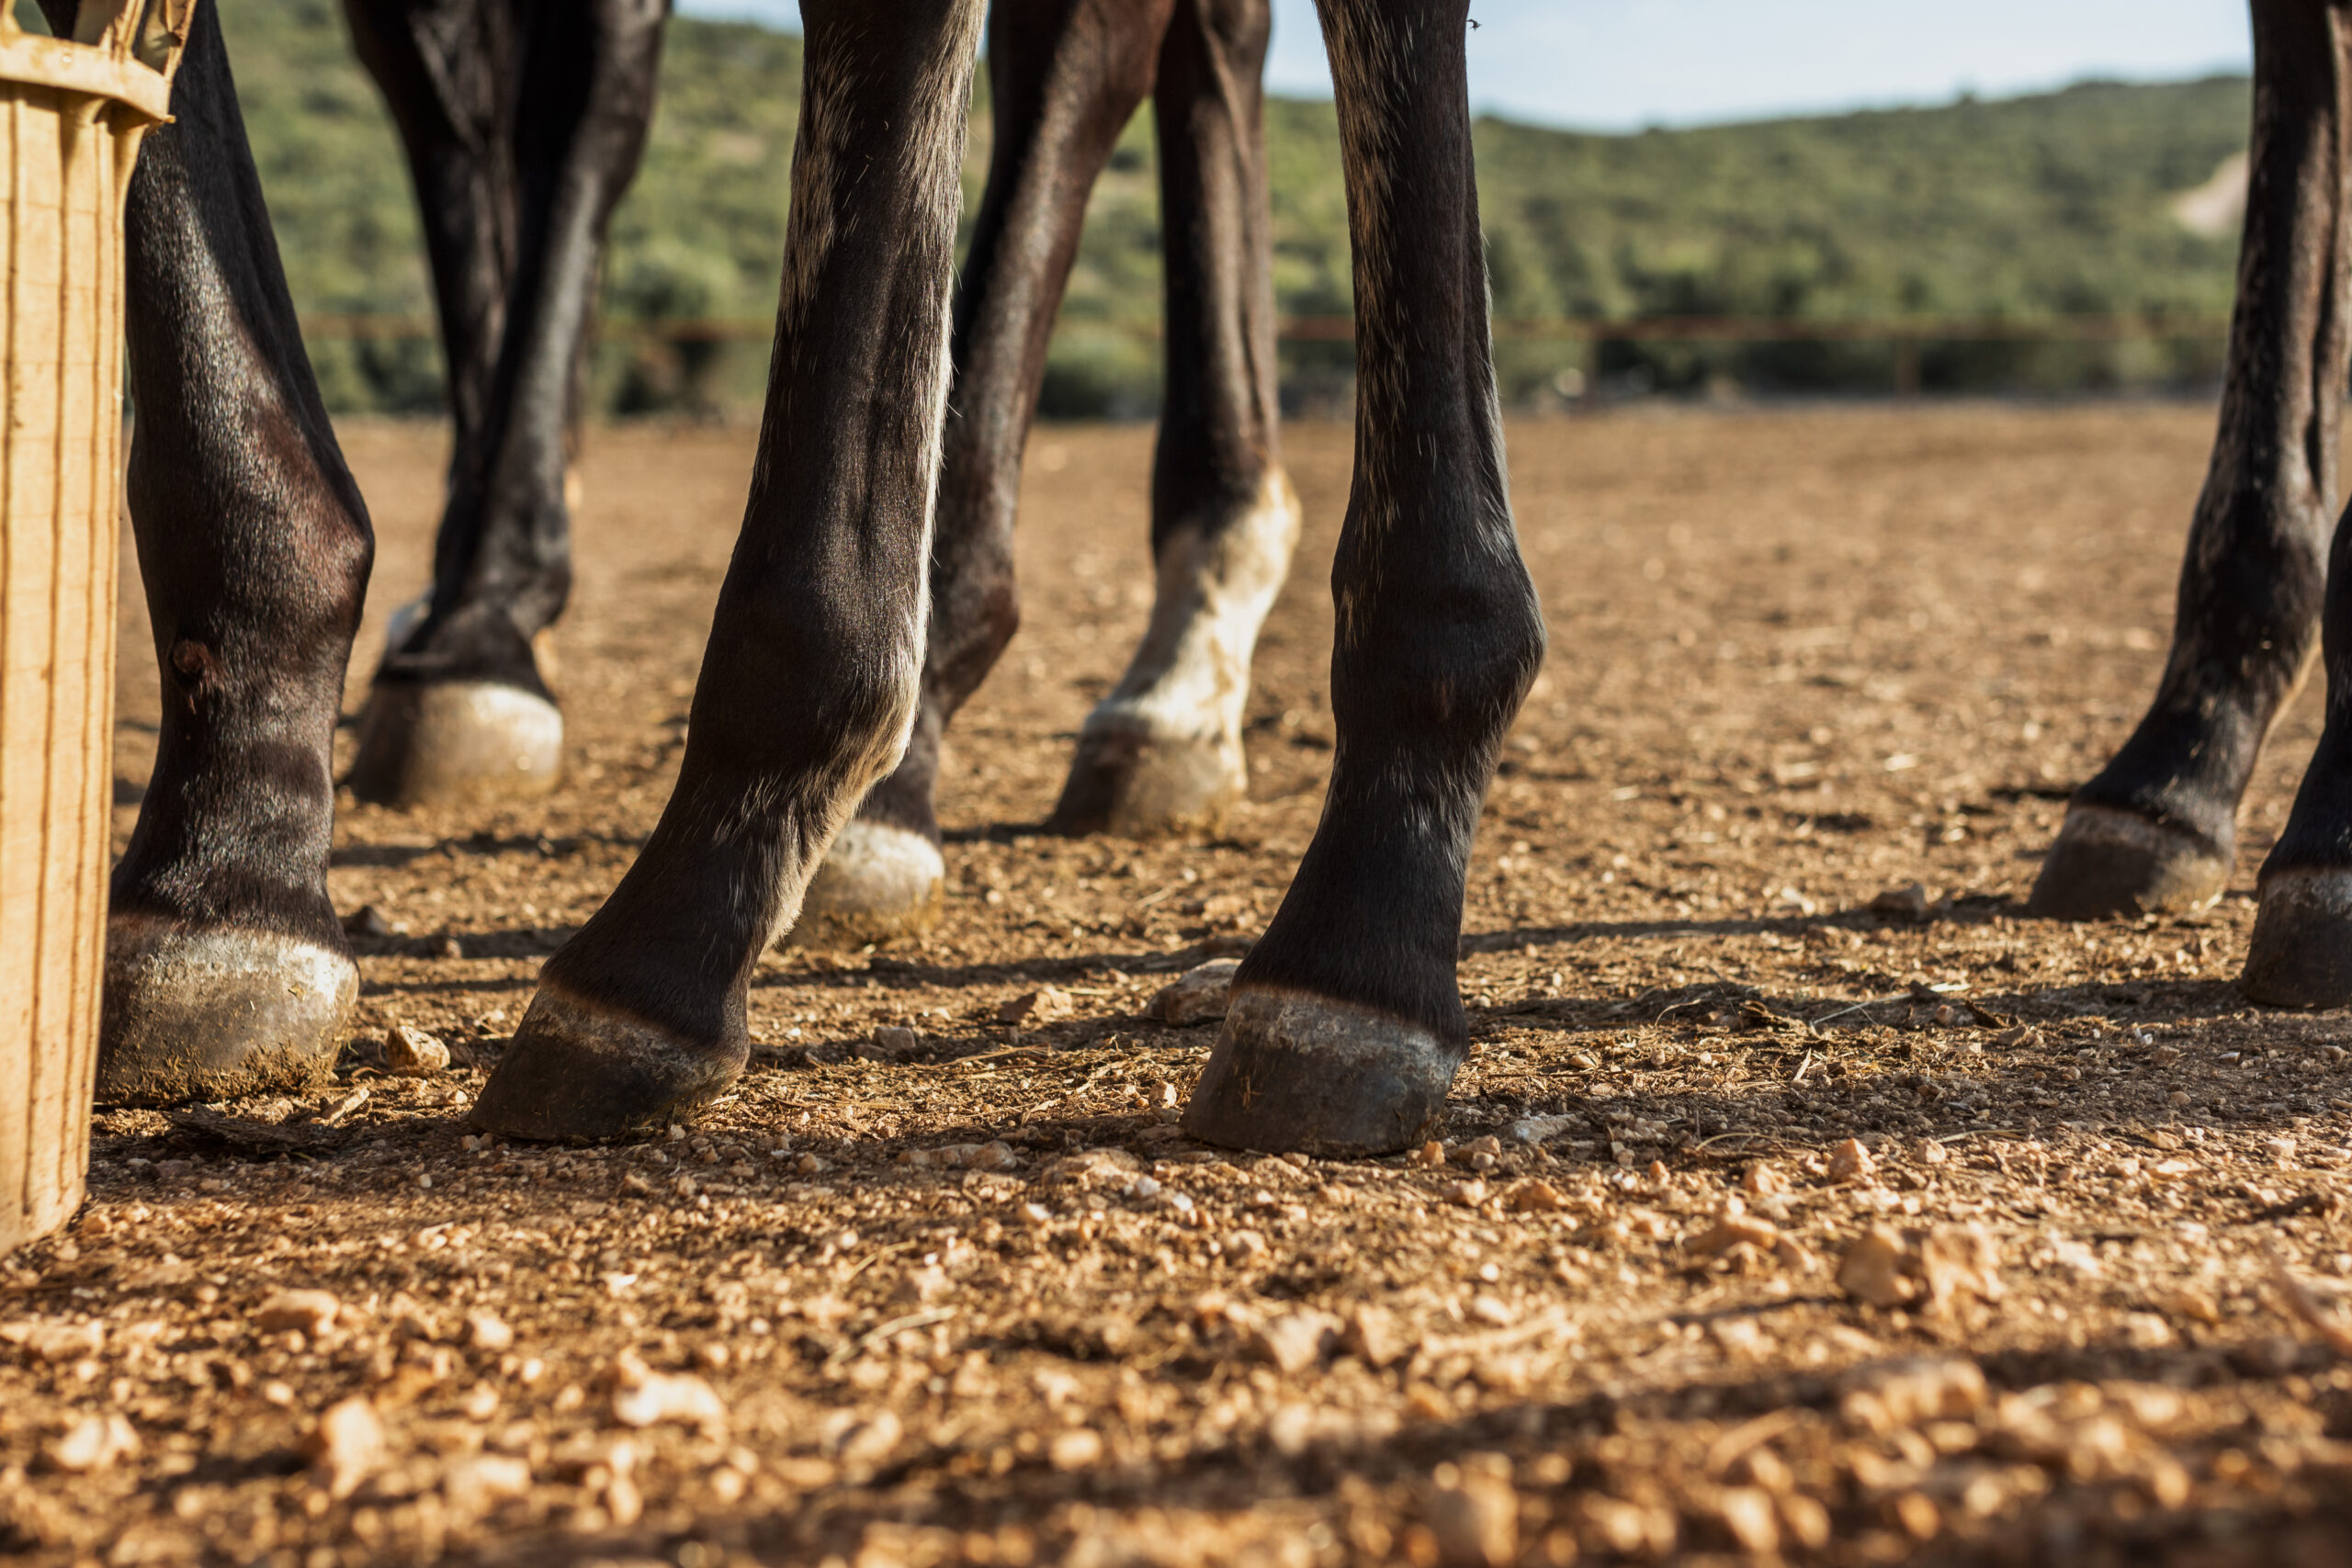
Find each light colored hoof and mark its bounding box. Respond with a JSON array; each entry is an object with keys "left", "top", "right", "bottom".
[
  {"left": 2243, "top": 867, "right": 2352, "bottom": 1008},
  {"left": 1181, "top": 987, "right": 1461, "bottom": 1156},
  {"left": 2026, "top": 803, "right": 2230, "bottom": 919},
  {"left": 471, "top": 978, "right": 744, "bottom": 1141},
  {"left": 348, "top": 682, "right": 562, "bottom": 807},
  {"left": 1048, "top": 723, "right": 1244, "bottom": 838},
  {"left": 783, "top": 820, "right": 944, "bottom": 947},
  {"left": 98, "top": 914, "right": 356, "bottom": 1104}
]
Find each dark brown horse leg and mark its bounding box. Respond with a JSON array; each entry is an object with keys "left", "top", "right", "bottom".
[
  {"left": 343, "top": 0, "right": 667, "bottom": 808},
  {"left": 2031, "top": 0, "right": 2352, "bottom": 919},
  {"left": 97, "top": 0, "right": 377, "bottom": 1103},
  {"left": 1046, "top": 0, "right": 1300, "bottom": 838},
  {"left": 473, "top": 0, "right": 985, "bottom": 1139},
  {"left": 1182, "top": 0, "right": 1544, "bottom": 1155},
  {"left": 788, "top": 0, "right": 1175, "bottom": 945}
]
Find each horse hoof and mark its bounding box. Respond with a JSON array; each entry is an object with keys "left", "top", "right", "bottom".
[
  {"left": 1047, "top": 725, "right": 1243, "bottom": 838},
  {"left": 349, "top": 682, "right": 562, "bottom": 807},
  {"left": 1180, "top": 987, "right": 1461, "bottom": 1156},
  {"left": 98, "top": 915, "right": 356, "bottom": 1104},
  {"left": 2026, "top": 803, "right": 2230, "bottom": 919},
  {"left": 783, "top": 820, "right": 944, "bottom": 947},
  {"left": 471, "top": 979, "right": 744, "bottom": 1140},
  {"left": 2241, "top": 868, "right": 2352, "bottom": 1008}
]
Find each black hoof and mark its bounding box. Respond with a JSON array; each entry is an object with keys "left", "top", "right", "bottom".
[
  {"left": 781, "top": 821, "right": 944, "bottom": 947},
  {"left": 1047, "top": 726, "right": 1243, "bottom": 839},
  {"left": 349, "top": 681, "right": 562, "bottom": 807},
  {"left": 2241, "top": 868, "right": 2352, "bottom": 1008},
  {"left": 2027, "top": 803, "right": 2231, "bottom": 919},
  {"left": 99, "top": 914, "right": 357, "bottom": 1104},
  {"left": 471, "top": 979, "right": 744, "bottom": 1140},
  {"left": 1180, "top": 987, "right": 1461, "bottom": 1156}
]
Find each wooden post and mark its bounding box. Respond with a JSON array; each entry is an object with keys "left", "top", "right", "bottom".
[
  {"left": 1894, "top": 338, "right": 1923, "bottom": 398},
  {"left": 0, "top": 1, "right": 189, "bottom": 1258}
]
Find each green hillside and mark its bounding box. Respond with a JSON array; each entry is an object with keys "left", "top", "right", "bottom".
[{"left": 208, "top": 0, "right": 2250, "bottom": 414}]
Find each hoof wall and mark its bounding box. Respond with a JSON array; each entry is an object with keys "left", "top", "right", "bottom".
[
  {"left": 349, "top": 682, "right": 562, "bottom": 808},
  {"left": 784, "top": 821, "right": 944, "bottom": 947},
  {"left": 1181, "top": 988, "right": 1460, "bottom": 1156},
  {"left": 2027, "top": 804, "right": 2229, "bottom": 919},
  {"left": 1049, "top": 727, "right": 1242, "bottom": 839},
  {"left": 472, "top": 980, "right": 744, "bottom": 1141},
  {"left": 2242, "top": 869, "right": 2352, "bottom": 1008},
  {"left": 99, "top": 916, "right": 356, "bottom": 1104}
]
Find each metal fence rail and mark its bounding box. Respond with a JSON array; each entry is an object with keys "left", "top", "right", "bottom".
[{"left": 298, "top": 311, "right": 2236, "bottom": 346}]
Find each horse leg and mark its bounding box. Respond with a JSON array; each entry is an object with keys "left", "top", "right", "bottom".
[
  {"left": 1182, "top": 0, "right": 1544, "bottom": 1155},
  {"left": 473, "top": 0, "right": 985, "bottom": 1139},
  {"left": 342, "top": 0, "right": 667, "bottom": 807},
  {"left": 1046, "top": 0, "right": 1301, "bottom": 838},
  {"left": 97, "top": 0, "right": 377, "bottom": 1103},
  {"left": 789, "top": 0, "right": 1174, "bottom": 944},
  {"left": 2030, "top": 0, "right": 2351, "bottom": 919}
]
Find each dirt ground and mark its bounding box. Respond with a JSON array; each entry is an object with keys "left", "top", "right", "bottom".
[{"left": 11, "top": 402, "right": 2352, "bottom": 1566}]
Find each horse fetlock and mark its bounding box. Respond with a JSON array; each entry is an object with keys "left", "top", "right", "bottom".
[{"left": 1048, "top": 472, "right": 1299, "bottom": 837}]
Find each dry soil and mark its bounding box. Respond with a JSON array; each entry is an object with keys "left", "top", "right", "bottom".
[{"left": 9, "top": 404, "right": 2352, "bottom": 1567}]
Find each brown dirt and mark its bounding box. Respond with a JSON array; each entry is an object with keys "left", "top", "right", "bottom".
[{"left": 12, "top": 403, "right": 2352, "bottom": 1567}]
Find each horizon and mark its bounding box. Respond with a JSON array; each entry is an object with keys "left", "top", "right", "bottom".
[{"left": 673, "top": 0, "right": 2253, "bottom": 134}]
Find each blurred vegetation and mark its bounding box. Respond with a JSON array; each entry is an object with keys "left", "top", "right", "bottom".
[{"left": 210, "top": 0, "right": 2250, "bottom": 417}]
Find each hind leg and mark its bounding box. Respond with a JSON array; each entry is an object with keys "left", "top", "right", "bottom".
[
  {"left": 1181, "top": 0, "right": 1544, "bottom": 1155},
  {"left": 788, "top": 0, "right": 1175, "bottom": 943},
  {"left": 1047, "top": 0, "right": 1300, "bottom": 839},
  {"left": 342, "top": 0, "right": 665, "bottom": 808},
  {"left": 2030, "top": 0, "right": 2350, "bottom": 919},
  {"left": 98, "top": 1, "right": 376, "bottom": 1103}
]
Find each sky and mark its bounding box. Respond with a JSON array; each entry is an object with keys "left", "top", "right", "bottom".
[{"left": 675, "top": 1, "right": 2254, "bottom": 132}]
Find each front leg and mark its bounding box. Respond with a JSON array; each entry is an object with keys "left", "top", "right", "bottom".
[
  {"left": 2030, "top": 0, "right": 2351, "bottom": 919},
  {"left": 1182, "top": 0, "right": 1544, "bottom": 1156},
  {"left": 473, "top": 0, "right": 984, "bottom": 1140},
  {"left": 100, "top": 0, "right": 377, "bottom": 1103}
]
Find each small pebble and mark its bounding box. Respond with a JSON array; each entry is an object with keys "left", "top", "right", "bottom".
[
  {"left": 1427, "top": 1461, "right": 1519, "bottom": 1568},
  {"left": 1248, "top": 1311, "right": 1336, "bottom": 1374},
  {"left": 1046, "top": 1427, "right": 1104, "bottom": 1471},
  {"left": 254, "top": 1289, "right": 339, "bottom": 1338},
  {"left": 1869, "top": 882, "right": 1931, "bottom": 919},
  {"left": 1146, "top": 961, "right": 1238, "bottom": 1026},
  {"left": 1827, "top": 1137, "right": 1875, "bottom": 1182},
  {"left": 608, "top": 1348, "right": 728, "bottom": 1432},
  {"left": 341, "top": 904, "right": 392, "bottom": 938},
  {"left": 997, "top": 987, "right": 1074, "bottom": 1026},
  {"left": 386, "top": 1024, "right": 450, "bottom": 1077},
  {"left": 306, "top": 1396, "right": 387, "bottom": 1499},
  {"left": 466, "top": 1311, "right": 514, "bottom": 1352},
  {"left": 47, "top": 1414, "right": 139, "bottom": 1473},
  {"left": 442, "top": 1453, "right": 532, "bottom": 1513}
]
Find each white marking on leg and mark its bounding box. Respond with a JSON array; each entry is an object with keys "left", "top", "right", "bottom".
[
  {"left": 792, "top": 819, "right": 946, "bottom": 937},
  {"left": 1083, "top": 468, "right": 1301, "bottom": 758}
]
